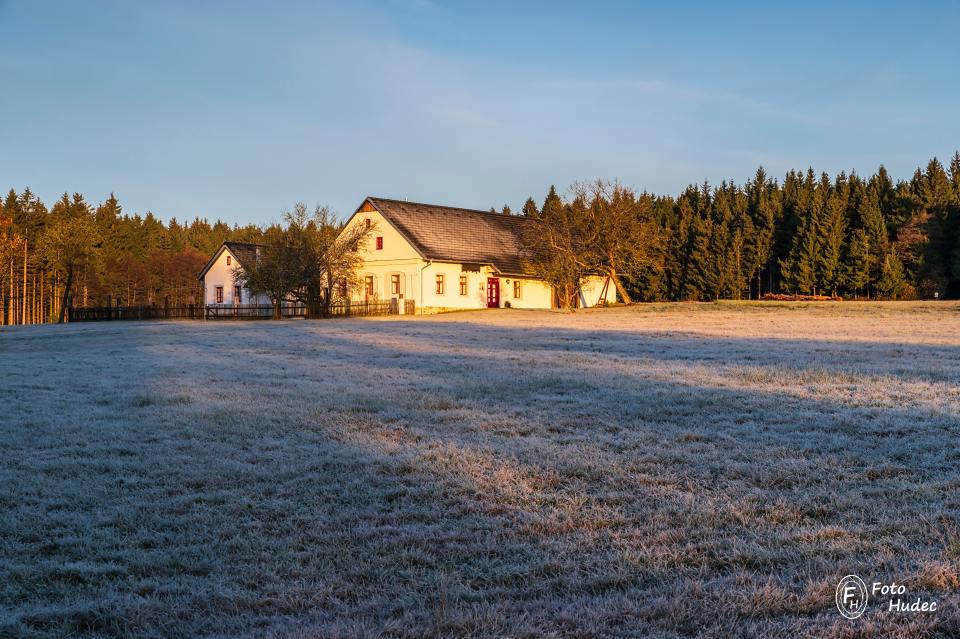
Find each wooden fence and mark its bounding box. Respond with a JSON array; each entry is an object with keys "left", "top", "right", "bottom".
[
  {"left": 205, "top": 304, "right": 305, "bottom": 320},
  {"left": 68, "top": 305, "right": 206, "bottom": 322},
  {"left": 314, "top": 299, "right": 416, "bottom": 318},
  {"left": 68, "top": 300, "right": 416, "bottom": 322}
]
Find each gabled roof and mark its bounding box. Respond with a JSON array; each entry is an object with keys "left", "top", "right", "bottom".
[
  {"left": 197, "top": 242, "right": 262, "bottom": 281},
  {"left": 360, "top": 197, "right": 534, "bottom": 277}
]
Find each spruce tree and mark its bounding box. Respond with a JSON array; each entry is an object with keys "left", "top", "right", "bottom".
[
  {"left": 780, "top": 173, "right": 822, "bottom": 294},
  {"left": 745, "top": 167, "right": 779, "bottom": 298},
  {"left": 687, "top": 212, "right": 714, "bottom": 300},
  {"left": 877, "top": 251, "right": 908, "bottom": 299},
  {"left": 949, "top": 152, "right": 960, "bottom": 197},
  {"left": 664, "top": 196, "right": 695, "bottom": 299},
  {"left": 542, "top": 185, "right": 562, "bottom": 217},
  {"left": 818, "top": 189, "right": 846, "bottom": 296},
  {"left": 521, "top": 197, "right": 539, "bottom": 218},
  {"left": 844, "top": 229, "right": 871, "bottom": 298}
]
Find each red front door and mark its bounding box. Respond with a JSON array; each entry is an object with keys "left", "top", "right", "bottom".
[{"left": 486, "top": 278, "right": 500, "bottom": 308}]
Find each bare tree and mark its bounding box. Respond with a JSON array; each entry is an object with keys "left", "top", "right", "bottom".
[
  {"left": 521, "top": 187, "right": 591, "bottom": 310},
  {"left": 522, "top": 181, "right": 661, "bottom": 309},
  {"left": 576, "top": 179, "right": 660, "bottom": 304},
  {"left": 233, "top": 203, "right": 374, "bottom": 319},
  {"left": 38, "top": 204, "right": 100, "bottom": 323},
  {"left": 233, "top": 225, "right": 305, "bottom": 319},
  {"left": 304, "top": 205, "right": 373, "bottom": 316}
]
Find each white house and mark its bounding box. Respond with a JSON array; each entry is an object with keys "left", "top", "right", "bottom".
[
  {"left": 197, "top": 242, "right": 271, "bottom": 307},
  {"left": 341, "top": 197, "right": 616, "bottom": 313}
]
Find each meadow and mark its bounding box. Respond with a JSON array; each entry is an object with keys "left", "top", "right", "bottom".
[{"left": 1, "top": 302, "right": 958, "bottom": 638}]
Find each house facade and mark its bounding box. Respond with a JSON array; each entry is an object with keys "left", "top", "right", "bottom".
[
  {"left": 197, "top": 242, "right": 271, "bottom": 307},
  {"left": 342, "top": 197, "right": 615, "bottom": 313}
]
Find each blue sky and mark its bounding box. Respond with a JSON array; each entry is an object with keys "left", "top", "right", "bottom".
[{"left": 1, "top": 1, "right": 959, "bottom": 225}]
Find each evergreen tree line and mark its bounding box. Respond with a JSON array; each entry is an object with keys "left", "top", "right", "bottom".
[
  {"left": 0, "top": 190, "right": 267, "bottom": 324},
  {"left": 3, "top": 153, "right": 958, "bottom": 323},
  {"left": 516, "top": 154, "right": 960, "bottom": 305}
]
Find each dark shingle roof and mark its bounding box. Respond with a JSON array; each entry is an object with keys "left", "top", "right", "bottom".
[
  {"left": 366, "top": 197, "right": 533, "bottom": 276},
  {"left": 197, "top": 242, "right": 262, "bottom": 280},
  {"left": 223, "top": 242, "right": 261, "bottom": 269}
]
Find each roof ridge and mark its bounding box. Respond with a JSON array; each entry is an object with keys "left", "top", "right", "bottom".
[{"left": 368, "top": 196, "right": 530, "bottom": 222}]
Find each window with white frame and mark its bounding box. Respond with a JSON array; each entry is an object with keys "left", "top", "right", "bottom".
[
  {"left": 459, "top": 275, "right": 468, "bottom": 296},
  {"left": 513, "top": 280, "right": 521, "bottom": 298},
  {"left": 435, "top": 274, "right": 445, "bottom": 295},
  {"left": 390, "top": 274, "right": 401, "bottom": 295},
  {"left": 364, "top": 276, "right": 374, "bottom": 297},
  {"left": 215, "top": 286, "right": 224, "bottom": 304}
]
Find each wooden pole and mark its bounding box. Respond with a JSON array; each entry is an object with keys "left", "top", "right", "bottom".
[
  {"left": 13, "top": 261, "right": 18, "bottom": 325},
  {"left": 22, "top": 239, "right": 27, "bottom": 324}
]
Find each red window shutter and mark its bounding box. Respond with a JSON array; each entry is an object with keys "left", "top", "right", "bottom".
[{"left": 376, "top": 237, "right": 383, "bottom": 250}]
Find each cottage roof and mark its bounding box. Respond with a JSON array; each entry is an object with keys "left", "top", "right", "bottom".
[
  {"left": 361, "top": 197, "right": 534, "bottom": 277},
  {"left": 197, "top": 242, "right": 262, "bottom": 281}
]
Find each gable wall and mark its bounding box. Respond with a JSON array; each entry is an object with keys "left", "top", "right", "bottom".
[
  {"left": 346, "top": 207, "right": 426, "bottom": 308},
  {"left": 201, "top": 248, "right": 270, "bottom": 306}
]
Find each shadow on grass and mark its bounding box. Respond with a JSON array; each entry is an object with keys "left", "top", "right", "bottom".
[{"left": 1, "top": 318, "right": 959, "bottom": 637}]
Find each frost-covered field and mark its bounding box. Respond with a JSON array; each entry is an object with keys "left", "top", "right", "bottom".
[{"left": 1, "top": 302, "right": 959, "bottom": 638}]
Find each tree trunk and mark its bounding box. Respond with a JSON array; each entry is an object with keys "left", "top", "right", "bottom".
[
  {"left": 58, "top": 267, "right": 74, "bottom": 323},
  {"left": 564, "top": 282, "right": 577, "bottom": 311},
  {"left": 609, "top": 269, "right": 632, "bottom": 304},
  {"left": 10, "top": 257, "right": 15, "bottom": 324},
  {"left": 22, "top": 240, "right": 27, "bottom": 324},
  {"left": 307, "top": 298, "right": 322, "bottom": 319}
]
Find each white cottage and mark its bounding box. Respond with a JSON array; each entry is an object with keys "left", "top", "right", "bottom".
[
  {"left": 342, "top": 197, "right": 616, "bottom": 313},
  {"left": 197, "top": 242, "right": 271, "bottom": 307}
]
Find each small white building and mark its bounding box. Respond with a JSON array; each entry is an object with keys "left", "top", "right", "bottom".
[
  {"left": 197, "top": 242, "right": 271, "bottom": 307},
  {"left": 342, "top": 197, "right": 616, "bottom": 313}
]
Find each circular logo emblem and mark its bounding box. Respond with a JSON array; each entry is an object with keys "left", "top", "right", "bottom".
[{"left": 836, "top": 575, "right": 868, "bottom": 619}]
